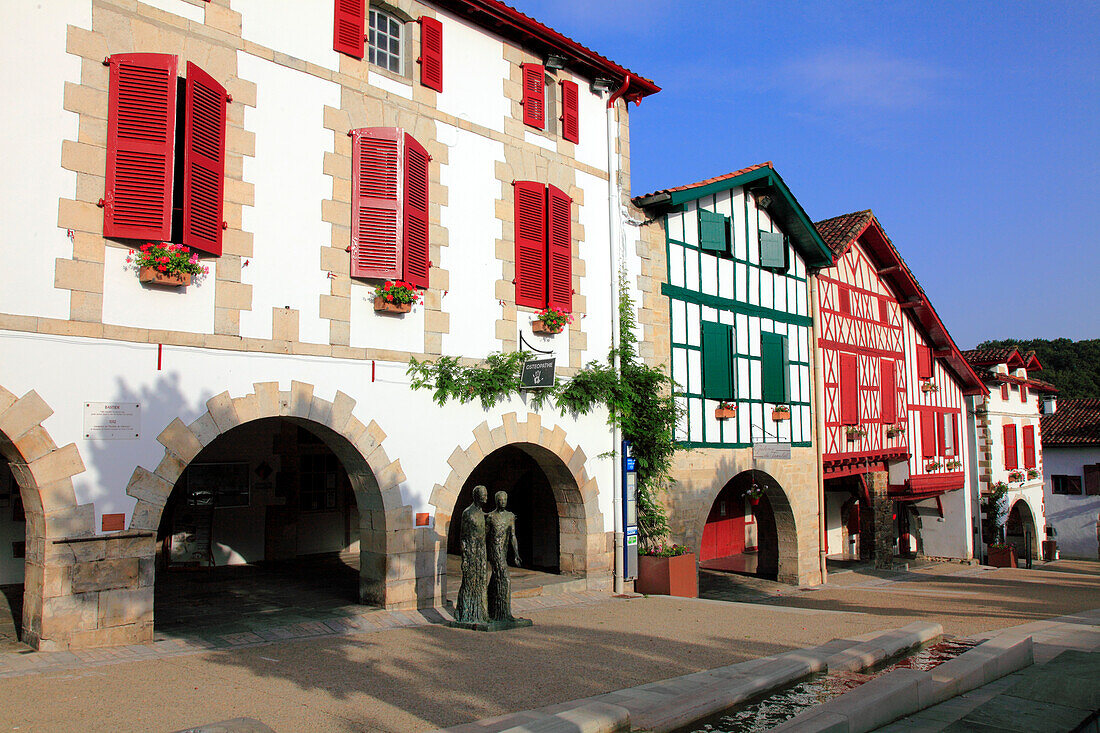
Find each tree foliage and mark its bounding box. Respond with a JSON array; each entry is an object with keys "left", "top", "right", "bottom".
[{"left": 976, "top": 338, "right": 1100, "bottom": 398}]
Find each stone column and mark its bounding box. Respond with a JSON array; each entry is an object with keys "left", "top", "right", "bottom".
[{"left": 868, "top": 471, "right": 894, "bottom": 569}]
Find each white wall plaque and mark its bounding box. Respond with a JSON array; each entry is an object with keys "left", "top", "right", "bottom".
[{"left": 83, "top": 402, "right": 140, "bottom": 440}]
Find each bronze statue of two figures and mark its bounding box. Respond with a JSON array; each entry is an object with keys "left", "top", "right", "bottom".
[{"left": 450, "top": 486, "right": 533, "bottom": 631}]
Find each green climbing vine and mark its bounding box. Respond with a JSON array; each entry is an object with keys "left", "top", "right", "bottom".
[{"left": 407, "top": 273, "right": 683, "bottom": 548}]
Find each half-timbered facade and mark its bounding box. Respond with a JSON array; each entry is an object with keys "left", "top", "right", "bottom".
[
  {"left": 634, "top": 163, "right": 833, "bottom": 586},
  {"left": 815, "top": 212, "right": 986, "bottom": 564}
]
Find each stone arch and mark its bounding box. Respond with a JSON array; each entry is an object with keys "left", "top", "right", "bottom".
[
  {"left": 692, "top": 469, "right": 802, "bottom": 585},
  {"left": 0, "top": 385, "right": 90, "bottom": 648},
  {"left": 1006, "top": 496, "right": 1039, "bottom": 560},
  {"left": 428, "top": 412, "right": 608, "bottom": 588},
  {"left": 128, "top": 381, "right": 415, "bottom": 608}
]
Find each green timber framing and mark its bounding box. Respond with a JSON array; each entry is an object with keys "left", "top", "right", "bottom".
[{"left": 636, "top": 163, "right": 833, "bottom": 450}]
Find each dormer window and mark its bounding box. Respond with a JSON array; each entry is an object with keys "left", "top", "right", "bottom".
[{"left": 369, "top": 8, "right": 403, "bottom": 74}]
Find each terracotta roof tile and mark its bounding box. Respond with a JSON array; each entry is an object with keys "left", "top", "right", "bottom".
[
  {"left": 1042, "top": 398, "right": 1100, "bottom": 446},
  {"left": 815, "top": 210, "right": 874, "bottom": 256},
  {"left": 962, "top": 347, "right": 1021, "bottom": 367},
  {"left": 634, "top": 162, "right": 773, "bottom": 201}
]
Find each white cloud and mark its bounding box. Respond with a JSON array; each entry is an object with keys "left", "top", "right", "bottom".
[{"left": 782, "top": 48, "right": 948, "bottom": 111}]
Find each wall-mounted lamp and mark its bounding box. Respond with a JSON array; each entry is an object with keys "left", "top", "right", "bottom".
[
  {"left": 756, "top": 194, "right": 773, "bottom": 209},
  {"left": 591, "top": 77, "right": 615, "bottom": 92},
  {"left": 545, "top": 53, "right": 568, "bottom": 70}
]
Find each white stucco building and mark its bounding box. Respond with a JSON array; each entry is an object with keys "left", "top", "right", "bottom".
[{"left": 1041, "top": 397, "right": 1100, "bottom": 559}]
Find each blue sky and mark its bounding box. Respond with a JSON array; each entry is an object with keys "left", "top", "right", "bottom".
[{"left": 511, "top": 0, "right": 1100, "bottom": 348}]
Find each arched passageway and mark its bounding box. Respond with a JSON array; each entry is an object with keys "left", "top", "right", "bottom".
[
  {"left": 697, "top": 470, "right": 798, "bottom": 583},
  {"left": 1005, "top": 499, "right": 1038, "bottom": 563},
  {"left": 0, "top": 459, "right": 25, "bottom": 649}
]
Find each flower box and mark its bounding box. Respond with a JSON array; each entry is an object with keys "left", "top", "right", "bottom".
[
  {"left": 845, "top": 427, "right": 866, "bottom": 441},
  {"left": 987, "top": 545, "right": 1017, "bottom": 568},
  {"left": 636, "top": 553, "right": 698, "bottom": 598},
  {"left": 920, "top": 381, "right": 939, "bottom": 393},
  {"left": 374, "top": 296, "right": 412, "bottom": 314},
  {"left": 715, "top": 403, "right": 736, "bottom": 420},
  {"left": 772, "top": 409, "right": 791, "bottom": 421},
  {"left": 139, "top": 266, "right": 190, "bottom": 287},
  {"left": 532, "top": 320, "right": 563, "bottom": 335}
]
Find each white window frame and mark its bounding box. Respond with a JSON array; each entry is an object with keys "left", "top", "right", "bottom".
[{"left": 368, "top": 7, "right": 404, "bottom": 75}]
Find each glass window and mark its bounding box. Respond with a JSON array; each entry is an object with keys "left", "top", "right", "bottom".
[
  {"left": 368, "top": 8, "right": 403, "bottom": 74},
  {"left": 1052, "top": 475, "right": 1082, "bottom": 495}
]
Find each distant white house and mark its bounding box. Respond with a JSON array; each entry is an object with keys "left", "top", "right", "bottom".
[{"left": 1041, "top": 397, "right": 1100, "bottom": 559}]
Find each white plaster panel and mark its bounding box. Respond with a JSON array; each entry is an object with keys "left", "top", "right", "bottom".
[
  {"left": 685, "top": 249, "right": 699, "bottom": 292},
  {"left": 436, "top": 9, "right": 510, "bottom": 134},
  {"left": 732, "top": 189, "right": 747, "bottom": 261},
  {"left": 0, "top": 1, "right": 87, "bottom": 321},
  {"left": 349, "top": 281, "right": 426, "bottom": 353},
  {"left": 141, "top": 0, "right": 204, "bottom": 22},
  {"left": 682, "top": 204, "right": 698, "bottom": 248},
  {"left": 439, "top": 125, "right": 503, "bottom": 358},
  {"left": 719, "top": 258, "right": 734, "bottom": 300},
  {"left": 689, "top": 397, "right": 703, "bottom": 442},
  {"left": 236, "top": 0, "right": 341, "bottom": 72},
  {"left": 672, "top": 347, "right": 687, "bottom": 392},
  {"left": 748, "top": 266, "right": 759, "bottom": 306},
  {"left": 671, "top": 299, "right": 686, "bottom": 344},
  {"left": 668, "top": 243, "right": 685, "bottom": 288},
  {"left": 574, "top": 81, "right": 608, "bottom": 172},
  {"left": 667, "top": 212, "right": 684, "bottom": 243},
  {"left": 577, "top": 170, "right": 612, "bottom": 363},
  {"left": 760, "top": 269, "right": 774, "bottom": 309},
  {"left": 675, "top": 396, "right": 688, "bottom": 441},
  {"left": 700, "top": 253, "right": 717, "bottom": 296},
  {"left": 524, "top": 130, "right": 557, "bottom": 152},
  {"left": 735, "top": 263, "right": 747, "bottom": 303},
  {"left": 687, "top": 349, "right": 701, "bottom": 394},
  {"left": 101, "top": 248, "right": 215, "bottom": 333},
  {"left": 368, "top": 70, "right": 414, "bottom": 100},
  {"left": 685, "top": 303, "right": 700, "bottom": 347},
  {"left": 736, "top": 313, "right": 749, "bottom": 353},
  {"left": 238, "top": 53, "right": 338, "bottom": 343}
]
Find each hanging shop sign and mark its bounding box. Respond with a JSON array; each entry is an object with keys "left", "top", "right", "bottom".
[
  {"left": 520, "top": 356, "right": 556, "bottom": 388},
  {"left": 753, "top": 441, "right": 791, "bottom": 460}
]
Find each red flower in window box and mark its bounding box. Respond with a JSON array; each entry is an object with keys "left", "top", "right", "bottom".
[
  {"left": 714, "top": 401, "right": 736, "bottom": 420},
  {"left": 845, "top": 425, "right": 867, "bottom": 441},
  {"left": 920, "top": 381, "right": 939, "bottom": 393},
  {"left": 771, "top": 405, "right": 791, "bottom": 421},
  {"left": 533, "top": 307, "right": 572, "bottom": 334},
  {"left": 373, "top": 280, "right": 422, "bottom": 314},
  {"left": 127, "top": 242, "right": 208, "bottom": 287}
]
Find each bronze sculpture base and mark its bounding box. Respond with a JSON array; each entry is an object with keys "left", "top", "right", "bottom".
[{"left": 447, "top": 618, "right": 533, "bottom": 632}]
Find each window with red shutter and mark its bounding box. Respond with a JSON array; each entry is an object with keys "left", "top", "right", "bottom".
[
  {"left": 1021, "top": 384, "right": 1028, "bottom": 402},
  {"left": 350, "top": 128, "right": 402, "bottom": 280},
  {"left": 559, "top": 79, "right": 579, "bottom": 143},
  {"left": 1022, "top": 425, "right": 1036, "bottom": 468},
  {"left": 838, "top": 286, "right": 851, "bottom": 315},
  {"left": 334, "top": 0, "right": 365, "bottom": 58},
  {"left": 921, "top": 412, "right": 937, "bottom": 458},
  {"left": 546, "top": 184, "right": 572, "bottom": 312},
  {"left": 880, "top": 359, "right": 896, "bottom": 424},
  {"left": 104, "top": 53, "right": 178, "bottom": 240},
  {"left": 418, "top": 16, "right": 443, "bottom": 92},
  {"left": 513, "top": 181, "right": 547, "bottom": 308},
  {"left": 182, "top": 62, "right": 227, "bottom": 256},
  {"left": 1003, "top": 424, "right": 1018, "bottom": 469},
  {"left": 916, "top": 344, "right": 933, "bottom": 380},
  {"left": 402, "top": 132, "right": 430, "bottom": 288},
  {"left": 840, "top": 353, "right": 858, "bottom": 426},
  {"left": 521, "top": 63, "right": 545, "bottom": 129},
  {"left": 951, "top": 413, "right": 960, "bottom": 458},
  {"left": 1000, "top": 383, "right": 1009, "bottom": 400},
  {"left": 878, "top": 298, "right": 889, "bottom": 323}
]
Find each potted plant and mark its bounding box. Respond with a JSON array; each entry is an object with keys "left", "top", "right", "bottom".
[
  {"left": 742, "top": 482, "right": 765, "bottom": 506},
  {"left": 636, "top": 542, "right": 697, "bottom": 598},
  {"left": 1026, "top": 468, "right": 1041, "bottom": 480},
  {"left": 987, "top": 541, "right": 1017, "bottom": 568},
  {"left": 533, "top": 307, "right": 572, "bottom": 334},
  {"left": 714, "top": 401, "right": 736, "bottom": 420},
  {"left": 126, "top": 242, "right": 208, "bottom": 287},
  {"left": 981, "top": 481, "right": 1010, "bottom": 564},
  {"left": 373, "top": 280, "right": 422, "bottom": 313},
  {"left": 925, "top": 459, "right": 942, "bottom": 472},
  {"left": 886, "top": 423, "right": 906, "bottom": 438},
  {"left": 771, "top": 404, "right": 791, "bottom": 421},
  {"left": 845, "top": 425, "right": 867, "bottom": 441},
  {"left": 945, "top": 459, "right": 962, "bottom": 471},
  {"left": 1007, "top": 469, "right": 1026, "bottom": 483},
  {"left": 920, "top": 381, "right": 939, "bottom": 393}
]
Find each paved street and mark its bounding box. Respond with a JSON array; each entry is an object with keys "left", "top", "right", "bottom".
[{"left": 0, "top": 560, "right": 1096, "bottom": 732}]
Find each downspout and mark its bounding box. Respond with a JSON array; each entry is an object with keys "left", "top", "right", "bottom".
[
  {"left": 809, "top": 272, "right": 828, "bottom": 584},
  {"left": 606, "top": 87, "right": 624, "bottom": 594}
]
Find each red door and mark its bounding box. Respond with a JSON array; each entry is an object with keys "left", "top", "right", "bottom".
[{"left": 701, "top": 490, "right": 747, "bottom": 561}]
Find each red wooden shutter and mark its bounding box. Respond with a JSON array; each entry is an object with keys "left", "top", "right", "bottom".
[
  {"left": 351, "top": 128, "right": 401, "bottom": 279},
  {"left": 418, "top": 16, "right": 443, "bottom": 92},
  {"left": 402, "top": 132, "right": 430, "bottom": 288},
  {"left": 182, "top": 62, "right": 226, "bottom": 256},
  {"left": 951, "top": 413, "right": 960, "bottom": 458},
  {"left": 838, "top": 286, "right": 851, "bottom": 315},
  {"left": 1022, "top": 425, "right": 1036, "bottom": 468},
  {"left": 521, "top": 63, "right": 545, "bottom": 129},
  {"left": 880, "top": 359, "right": 896, "bottom": 424},
  {"left": 513, "top": 181, "right": 546, "bottom": 308},
  {"left": 921, "top": 412, "right": 937, "bottom": 458},
  {"left": 559, "top": 79, "right": 579, "bottom": 143},
  {"left": 1021, "top": 384, "right": 1028, "bottom": 402},
  {"left": 546, "top": 184, "right": 572, "bottom": 312},
  {"left": 1000, "top": 383, "right": 1009, "bottom": 400},
  {"left": 840, "top": 353, "right": 858, "bottom": 425},
  {"left": 878, "top": 298, "right": 889, "bottom": 323},
  {"left": 103, "top": 53, "right": 177, "bottom": 240},
  {"left": 334, "top": 0, "right": 365, "bottom": 58},
  {"left": 1003, "top": 424, "right": 1018, "bottom": 469},
  {"left": 916, "top": 345, "right": 932, "bottom": 380}
]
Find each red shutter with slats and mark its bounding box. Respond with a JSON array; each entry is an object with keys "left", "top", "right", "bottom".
[
  {"left": 880, "top": 359, "right": 896, "bottom": 424},
  {"left": 103, "top": 53, "right": 177, "bottom": 240},
  {"left": 334, "top": 0, "right": 365, "bottom": 58},
  {"left": 1004, "top": 424, "right": 1018, "bottom": 469},
  {"left": 546, "top": 184, "right": 572, "bottom": 312},
  {"left": 1022, "top": 425, "right": 1036, "bottom": 468},
  {"left": 351, "top": 128, "right": 402, "bottom": 279},
  {"left": 916, "top": 344, "right": 933, "bottom": 380},
  {"left": 838, "top": 286, "right": 851, "bottom": 315},
  {"left": 418, "top": 16, "right": 443, "bottom": 92},
  {"left": 921, "top": 412, "right": 937, "bottom": 459},
  {"left": 878, "top": 298, "right": 889, "bottom": 323},
  {"left": 840, "top": 353, "right": 858, "bottom": 425},
  {"left": 513, "top": 181, "right": 546, "bottom": 308},
  {"left": 182, "top": 62, "right": 226, "bottom": 256},
  {"left": 521, "top": 63, "right": 545, "bottom": 129},
  {"left": 402, "top": 132, "right": 430, "bottom": 288},
  {"left": 1000, "top": 383, "right": 1009, "bottom": 400},
  {"left": 559, "top": 79, "right": 579, "bottom": 143}
]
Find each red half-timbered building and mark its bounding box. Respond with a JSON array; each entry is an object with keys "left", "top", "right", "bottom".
[{"left": 814, "top": 211, "right": 986, "bottom": 564}]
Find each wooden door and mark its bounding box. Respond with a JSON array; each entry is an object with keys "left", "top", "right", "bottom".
[{"left": 701, "top": 492, "right": 746, "bottom": 561}]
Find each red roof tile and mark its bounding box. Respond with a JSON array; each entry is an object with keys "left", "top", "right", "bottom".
[
  {"left": 962, "top": 348, "right": 1024, "bottom": 367},
  {"left": 1042, "top": 399, "right": 1100, "bottom": 446},
  {"left": 634, "top": 162, "right": 773, "bottom": 201},
  {"left": 815, "top": 210, "right": 873, "bottom": 257}
]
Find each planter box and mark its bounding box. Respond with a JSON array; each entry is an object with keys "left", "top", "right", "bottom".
[
  {"left": 920, "top": 382, "right": 938, "bottom": 392},
  {"left": 532, "top": 320, "right": 563, "bottom": 334},
  {"left": 714, "top": 407, "right": 736, "bottom": 420},
  {"left": 138, "top": 266, "right": 190, "bottom": 287},
  {"left": 772, "top": 410, "right": 791, "bottom": 421},
  {"left": 374, "top": 296, "right": 411, "bottom": 314},
  {"left": 636, "top": 553, "right": 698, "bottom": 598},
  {"left": 987, "top": 546, "right": 1017, "bottom": 568},
  {"left": 846, "top": 432, "right": 864, "bottom": 441}
]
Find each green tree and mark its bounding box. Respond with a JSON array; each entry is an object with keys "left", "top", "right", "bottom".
[{"left": 975, "top": 338, "right": 1100, "bottom": 398}]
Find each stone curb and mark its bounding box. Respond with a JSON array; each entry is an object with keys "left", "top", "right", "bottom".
[
  {"left": 434, "top": 623, "right": 943, "bottom": 733},
  {"left": 770, "top": 635, "right": 1034, "bottom": 732}
]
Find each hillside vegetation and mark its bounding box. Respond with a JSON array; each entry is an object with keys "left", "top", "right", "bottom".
[{"left": 976, "top": 338, "right": 1100, "bottom": 399}]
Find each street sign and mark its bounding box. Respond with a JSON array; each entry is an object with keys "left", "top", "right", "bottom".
[
  {"left": 520, "top": 356, "right": 556, "bottom": 388},
  {"left": 753, "top": 441, "right": 791, "bottom": 460}
]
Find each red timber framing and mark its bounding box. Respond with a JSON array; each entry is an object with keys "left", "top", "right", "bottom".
[{"left": 816, "top": 211, "right": 986, "bottom": 494}]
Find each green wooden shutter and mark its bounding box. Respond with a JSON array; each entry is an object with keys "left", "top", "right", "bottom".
[
  {"left": 761, "top": 332, "right": 790, "bottom": 403},
  {"left": 698, "top": 209, "right": 728, "bottom": 253},
  {"left": 701, "top": 321, "right": 735, "bottom": 399},
  {"left": 759, "top": 231, "right": 789, "bottom": 271}
]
